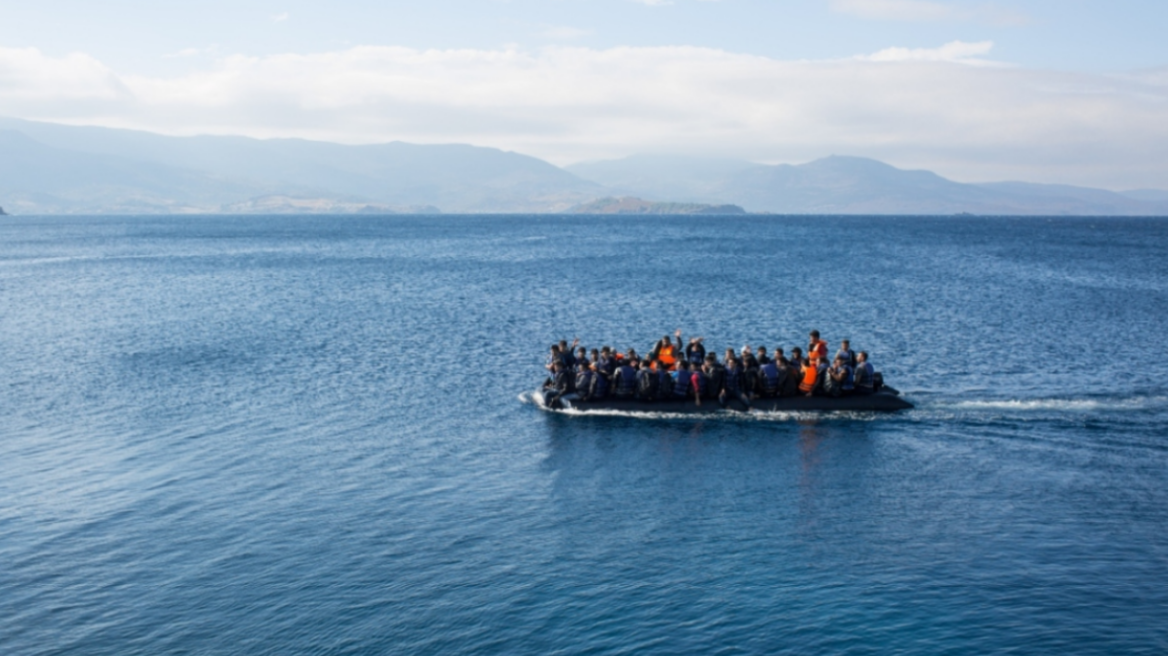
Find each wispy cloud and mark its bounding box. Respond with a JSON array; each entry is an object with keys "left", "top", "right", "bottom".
[
  {"left": 861, "top": 40, "right": 1004, "bottom": 66},
  {"left": 830, "top": 0, "right": 1029, "bottom": 26},
  {"left": 0, "top": 44, "right": 1164, "bottom": 187},
  {"left": 272, "top": 12, "right": 290, "bottom": 22}
]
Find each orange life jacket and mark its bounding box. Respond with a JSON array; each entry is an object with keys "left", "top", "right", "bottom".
[
  {"left": 809, "top": 339, "right": 828, "bottom": 362},
  {"left": 799, "top": 363, "right": 819, "bottom": 393},
  {"left": 658, "top": 344, "right": 677, "bottom": 369}
]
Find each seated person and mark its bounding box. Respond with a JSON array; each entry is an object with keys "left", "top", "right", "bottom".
[
  {"left": 575, "top": 363, "right": 595, "bottom": 401},
  {"left": 690, "top": 361, "right": 708, "bottom": 406},
  {"left": 702, "top": 354, "right": 724, "bottom": 401},
  {"left": 823, "top": 356, "right": 854, "bottom": 398},
  {"left": 611, "top": 359, "right": 638, "bottom": 399},
  {"left": 544, "top": 361, "right": 571, "bottom": 406},
  {"left": 756, "top": 358, "right": 786, "bottom": 398},
  {"left": 853, "top": 351, "right": 876, "bottom": 395},
  {"left": 589, "top": 361, "right": 610, "bottom": 399},
  {"left": 720, "top": 357, "right": 751, "bottom": 410},
  {"left": 672, "top": 360, "right": 693, "bottom": 400},
  {"left": 636, "top": 359, "right": 660, "bottom": 401},
  {"left": 798, "top": 358, "right": 823, "bottom": 397}
]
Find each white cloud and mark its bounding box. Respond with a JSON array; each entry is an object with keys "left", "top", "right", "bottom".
[
  {"left": 862, "top": 40, "right": 1003, "bottom": 66},
  {"left": 0, "top": 44, "right": 1165, "bottom": 188},
  {"left": 830, "top": 0, "right": 1029, "bottom": 25},
  {"left": 272, "top": 12, "right": 290, "bottom": 22}
]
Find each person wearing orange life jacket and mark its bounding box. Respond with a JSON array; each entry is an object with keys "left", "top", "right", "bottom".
[
  {"left": 807, "top": 330, "right": 829, "bottom": 364},
  {"left": 799, "top": 357, "right": 828, "bottom": 396},
  {"left": 651, "top": 329, "right": 683, "bottom": 371}
]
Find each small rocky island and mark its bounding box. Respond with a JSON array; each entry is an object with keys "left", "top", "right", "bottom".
[
  {"left": 0, "top": 205, "right": 7, "bottom": 216},
  {"left": 568, "top": 196, "right": 746, "bottom": 215}
]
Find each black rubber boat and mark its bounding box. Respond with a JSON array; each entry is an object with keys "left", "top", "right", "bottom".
[{"left": 534, "top": 386, "right": 913, "bottom": 414}]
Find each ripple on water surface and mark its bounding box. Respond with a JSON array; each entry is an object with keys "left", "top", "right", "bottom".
[{"left": 1, "top": 215, "right": 1167, "bottom": 655}]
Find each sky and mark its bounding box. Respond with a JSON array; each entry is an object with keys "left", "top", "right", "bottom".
[{"left": 0, "top": 0, "right": 1166, "bottom": 188}]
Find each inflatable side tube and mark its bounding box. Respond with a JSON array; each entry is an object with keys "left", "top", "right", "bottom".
[{"left": 548, "top": 389, "right": 912, "bottom": 413}]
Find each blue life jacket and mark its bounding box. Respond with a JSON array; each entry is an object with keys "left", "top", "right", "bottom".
[
  {"left": 759, "top": 362, "right": 780, "bottom": 394},
  {"left": 592, "top": 371, "right": 609, "bottom": 397},
  {"left": 854, "top": 362, "right": 874, "bottom": 388},
  {"left": 673, "top": 371, "right": 691, "bottom": 397},
  {"left": 687, "top": 346, "right": 705, "bottom": 366},
  {"left": 575, "top": 370, "right": 593, "bottom": 397},
  {"left": 658, "top": 370, "right": 674, "bottom": 400},
  {"left": 724, "top": 367, "right": 741, "bottom": 393},
  {"left": 613, "top": 365, "right": 637, "bottom": 397}
]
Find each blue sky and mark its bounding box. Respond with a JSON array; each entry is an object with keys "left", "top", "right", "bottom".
[{"left": 1, "top": 1, "right": 1166, "bottom": 187}]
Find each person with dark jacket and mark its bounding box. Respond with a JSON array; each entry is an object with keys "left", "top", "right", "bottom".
[
  {"left": 853, "top": 351, "right": 875, "bottom": 394},
  {"left": 740, "top": 348, "right": 760, "bottom": 399},
  {"left": 672, "top": 360, "right": 692, "bottom": 400},
  {"left": 835, "top": 339, "right": 857, "bottom": 369},
  {"left": 544, "top": 361, "right": 571, "bottom": 406},
  {"left": 685, "top": 337, "right": 706, "bottom": 367},
  {"left": 611, "top": 360, "right": 638, "bottom": 399},
  {"left": 823, "top": 356, "right": 854, "bottom": 397},
  {"left": 657, "top": 362, "right": 675, "bottom": 401},
  {"left": 636, "top": 360, "right": 660, "bottom": 401},
  {"left": 720, "top": 357, "right": 751, "bottom": 410},
  {"left": 703, "top": 354, "right": 725, "bottom": 401},
  {"left": 757, "top": 359, "right": 786, "bottom": 398},
  {"left": 575, "top": 364, "right": 595, "bottom": 401},
  {"left": 756, "top": 346, "right": 771, "bottom": 365},
  {"left": 589, "top": 361, "right": 610, "bottom": 399}
]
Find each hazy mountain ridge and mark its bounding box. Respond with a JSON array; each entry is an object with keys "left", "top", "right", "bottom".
[
  {"left": 569, "top": 155, "right": 1168, "bottom": 216},
  {"left": 0, "top": 118, "right": 602, "bottom": 214},
  {"left": 1, "top": 118, "right": 1165, "bottom": 216},
  {"left": 567, "top": 197, "right": 746, "bottom": 214}
]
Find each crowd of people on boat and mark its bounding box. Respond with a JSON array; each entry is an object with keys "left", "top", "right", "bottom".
[{"left": 542, "top": 329, "right": 881, "bottom": 409}]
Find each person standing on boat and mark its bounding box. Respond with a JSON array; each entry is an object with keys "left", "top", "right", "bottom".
[
  {"left": 685, "top": 336, "right": 706, "bottom": 367},
  {"left": 808, "top": 330, "right": 829, "bottom": 364},
  {"left": 651, "top": 330, "right": 683, "bottom": 371},
  {"left": 835, "top": 340, "right": 857, "bottom": 369}
]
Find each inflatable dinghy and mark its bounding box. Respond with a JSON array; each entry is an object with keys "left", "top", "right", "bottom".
[{"left": 534, "top": 386, "right": 913, "bottom": 414}]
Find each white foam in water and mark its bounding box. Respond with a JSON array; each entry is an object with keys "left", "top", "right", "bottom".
[{"left": 935, "top": 395, "right": 1168, "bottom": 413}]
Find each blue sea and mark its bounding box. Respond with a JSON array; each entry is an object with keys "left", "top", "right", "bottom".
[{"left": 2, "top": 215, "right": 1167, "bottom": 655}]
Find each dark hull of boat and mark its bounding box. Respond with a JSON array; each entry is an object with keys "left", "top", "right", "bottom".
[{"left": 534, "top": 387, "right": 913, "bottom": 414}]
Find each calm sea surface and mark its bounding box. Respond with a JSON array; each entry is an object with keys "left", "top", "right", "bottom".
[{"left": 2, "top": 215, "right": 1167, "bottom": 655}]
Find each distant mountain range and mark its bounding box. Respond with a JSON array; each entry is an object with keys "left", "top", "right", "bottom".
[
  {"left": 566, "top": 154, "right": 1168, "bottom": 216},
  {"left": 1, "top": 117, "right": 1165, "bottom": 216}
]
